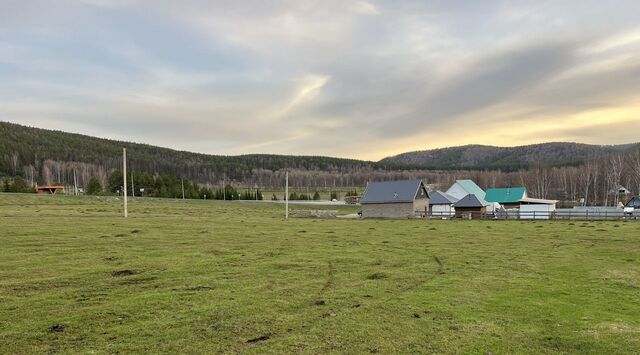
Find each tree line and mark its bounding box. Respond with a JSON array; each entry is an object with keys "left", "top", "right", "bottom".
[
  {"left": 3, "top": 151, "right": 640, "bottom": 206},
  {"left": 83, "top": 170, "right": 265, "bottom": 200},
  {"left": 0, "top": 176, "right": 35, "bottom": 193}
]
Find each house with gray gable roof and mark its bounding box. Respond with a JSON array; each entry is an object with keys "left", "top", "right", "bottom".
[
  {"left": 360, "top": 179, "right": 429, "bottom": 218},
  {"left": 452, "top": 194, "right": 490, "bottom": 219}
]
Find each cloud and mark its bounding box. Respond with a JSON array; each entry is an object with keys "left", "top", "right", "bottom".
[
  {"left": 372, "top": 39, "right": 582, "bottom": 137},
  {"left": 352, "top": 1, "right": 380, "bottom": 15},
  {"left": 1, "top": 0, "right": 640, "bottom": 160},
  {"left": 583, "top": 27, "right": 640, "bottom": 54},
  {"left": 270, "top": 74, "right": 330, "bottom": 120}
]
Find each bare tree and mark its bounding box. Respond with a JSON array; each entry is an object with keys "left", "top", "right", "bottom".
[
  {"left": 579, "top": 161, "right": 596, "bottom": 206},
  {"left": 631, "top": 150, "right": 640, "bottom": 197},
  {"left": 591, "top": 160, "right": 601, "bottom": 206},
  {"left": 528, "top": 162, "right": 552, "bottom": 199},
  {"left": 604, "top": 154, "right": 624, "bottom": 206},
  {"left": 42, "top": 165, "right": 52, "bottom": 185},
  {"left": 23, "top": 165, "right": 35, "bottom": 186},
  {"left": 556, "top": 167, "right": 568, "bottom": 201},
  {"left": 10, "top": 152, "right": 18, "bottom": 176}
]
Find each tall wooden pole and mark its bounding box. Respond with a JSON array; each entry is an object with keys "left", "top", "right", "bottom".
[
  {"left": 181, "top": 178, "right": 185, "bottom": 199},
  {"left": 285, "top": 171, "right": 289, "bottom": 219},
  {"left": 123, "top": 148, "right": 128, "bottom": 218}
]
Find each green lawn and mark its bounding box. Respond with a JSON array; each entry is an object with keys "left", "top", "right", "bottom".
[{"left": 0, "top": 193, "right": 638, "bottom": 354}]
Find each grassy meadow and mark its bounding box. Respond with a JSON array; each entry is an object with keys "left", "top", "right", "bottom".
[
  {"left": 0, "top": 193, "right": 639, "bottom": 354},
  {"left": 259, "top": 187, "right": 361, "bottom": 201}
]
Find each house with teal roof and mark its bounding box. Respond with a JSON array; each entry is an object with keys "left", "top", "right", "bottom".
[
  {"left": 445, "top": 180, "right": 486, "bottom": 201},
  {"left": 485, "top": 187, "right": 527, "bottom": 208}
]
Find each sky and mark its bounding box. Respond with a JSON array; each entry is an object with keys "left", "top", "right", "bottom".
[{"left": 1, "top": 0, "right": 640, "bottom": 160}]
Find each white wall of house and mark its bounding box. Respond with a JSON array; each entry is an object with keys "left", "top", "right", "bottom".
[
  {"left": 520, "top": 203, "right": 556, "bottom": 220},
  {"left": 431, "top": 204, "right": 455, "bottom": 217}
]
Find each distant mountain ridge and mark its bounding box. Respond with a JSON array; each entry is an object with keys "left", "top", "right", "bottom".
[
  {"left": 381, "top": 142, "right": 640, "bottom": 170},
  {"left": 2, "top": 122, "right": 639, "bottom": 182}
]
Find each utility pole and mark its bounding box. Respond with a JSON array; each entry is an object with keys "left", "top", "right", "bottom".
[
  {"left": 223, "top": 176, "right": 226, "bottom": 201},
  {"left": 131, "top": 172, "right": 135, "bottom": 197},
  {"left": 285, "top": 171, "right": 289, "bottom": 219},
  {"left": 181, "top": 177, "right": 185, "bottom": 199},
  {"left": 123, "top": 148, "right": 128, "bottom": 218}
]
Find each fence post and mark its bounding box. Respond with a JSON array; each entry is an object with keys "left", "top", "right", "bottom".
[{"left": 533, "top": 211, "right": 536, "bottom": 220}]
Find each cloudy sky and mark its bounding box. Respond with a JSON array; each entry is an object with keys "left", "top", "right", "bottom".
[{"left": 1, "top": 1, "right": 639, "bottom": 160}]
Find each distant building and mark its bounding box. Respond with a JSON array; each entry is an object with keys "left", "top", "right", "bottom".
[
  {"left": 446, "top": 179, "right": 486, "bottom": 201},
  {"left": 429, "top": 191, "right": 458, "bottom": 217},
  {"left": 452, "top": 194, "right": 489, "bottom": 219},
  {"left": 36, "top": 186, "right": 64, "bottom": 194},
  {"left": 344, "top": 196, "right": 361, "bottom": 204},
  {"left": 360, "top": 179, "right": 429, "bottom": 218},
  {"left": 611, "top": 185, "right": 631, "bottom": 195},
  {"left": 485, "top": 187, "right": 527, "bottom": 209}
]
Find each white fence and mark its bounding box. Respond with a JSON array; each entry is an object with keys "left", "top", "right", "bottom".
[{"left": 420, "top": 209, "right": 640, "bottom": 220}]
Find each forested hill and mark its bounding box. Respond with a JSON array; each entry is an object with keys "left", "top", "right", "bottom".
[
  {"left": 381, "top": 142, "right": 639, "bottom": 170},
  {"left": 0, "top": 121, "right": 389, "bottom": 181},
  {"left": 3, "top": 121, "right": 639, "bottom": 191}
]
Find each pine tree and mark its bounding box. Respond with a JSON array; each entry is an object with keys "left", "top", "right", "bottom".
[
  {"left": 108, "top": 170, "right": 123, "bottom": 193},
  {"left": 86, "top": 177, "right": 102, "bottom": 195},
  {"left": 12, "top": 176, "right": 29, "bottom": 192}
]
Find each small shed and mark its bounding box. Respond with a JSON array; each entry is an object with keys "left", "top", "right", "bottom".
[
  {"left": 611, "top": 186, "right": 631, "bottom": 195},
  {"left": 429, "top": 191, "right": 458, "bottom": 217},
  {"left": 452, "top": 194, "right": 489, "bottom": 219},
  {"left": 519, "top": 197, "right": 557, "bottom": 220},
  {"left": 36, "top": 186, "right": 64, "bottom": 194},
  {"left": 360, "top": 179, "right": 429, "bottom": 218},
  {"left": 485, "top": 187, "right": 527, "bottom": 209},
  {"left": 446, "top": 180, "right": 486, "bottom": 201}
]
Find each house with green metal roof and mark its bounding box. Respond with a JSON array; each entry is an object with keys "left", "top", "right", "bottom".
[
  {"left": 445, "top": 179, "right": 486, "bottom": 201},
  {"left": 485, "top": 187, "right": 527, "bottom": 208}
]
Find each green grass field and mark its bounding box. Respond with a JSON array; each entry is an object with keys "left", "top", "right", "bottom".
[
  {"left": 1, "top": 194, "right": 639, "bottom": 354},
  {"left": 260, "top": 187, "right": 361, "bottom": 201}
]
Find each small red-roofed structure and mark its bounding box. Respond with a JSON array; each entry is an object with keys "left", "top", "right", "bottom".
[{"left": 36, "top": 186, "right": 64, "bottom": 194}]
